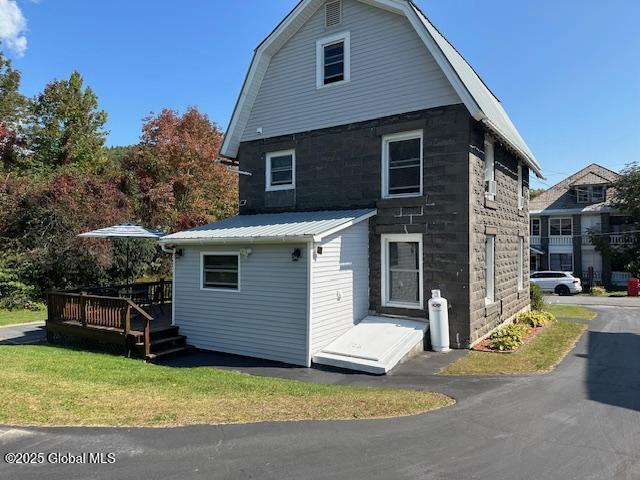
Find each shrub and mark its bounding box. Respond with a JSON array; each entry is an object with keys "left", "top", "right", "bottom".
[
  {"left": 517, "top": 310, "right": 555, "bottom": 328},
  {"left": 489, "top": 323, "right": 530, "bottom": 351},
  {"left": 591, "top": 286, "right": 607, "bottom": 296},
  {"left": 530, "top": 283, "right": 545, "bottom": 311}
]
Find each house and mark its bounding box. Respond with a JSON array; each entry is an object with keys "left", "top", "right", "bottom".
[
  {"left": 530, "top": 163, "right": 634, "bottom": 287},
  {"left": 160, "top": 0, "right": 543, "bottom": 372}
]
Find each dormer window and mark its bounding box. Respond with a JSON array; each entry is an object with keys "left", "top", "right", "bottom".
[
  {"left": 316, "top": 32, "right": 350, "bottom": 89},
  {"left": 576, "top": 187, "right": 589, "bottom": 203},
  {"left": 591, "top": 185, "right": 605, "bottom": 202}
]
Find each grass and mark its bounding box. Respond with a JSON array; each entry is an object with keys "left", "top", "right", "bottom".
[
  {"left": 544, "top": 304, "right": 597, "bottom": 320},
  {"left": 0, "top": 345, "right": 453, "bottom": 427},
  {"left": 0, "top": 306, "right": 46, "bottom": 327},
  {"left": 441, "top": 320, "right": 587, "bottom": 375}
]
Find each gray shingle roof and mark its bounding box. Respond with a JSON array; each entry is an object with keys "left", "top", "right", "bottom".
[
  {"left": 530, "top": 164, "right": 620, "bottom": 212},
  {"left": 161, "top": 209, "right": 376, "bottom": 243}
]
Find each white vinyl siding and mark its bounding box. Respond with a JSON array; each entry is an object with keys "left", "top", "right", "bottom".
[
  {"left": 485, "top": 235, "right": 495, "bottom": 304},
  {"left": 382, "top": 130, "right": 423, "bottom": 198},
  {"left": 174, "top": 244, "right": 309, "bottom": 366},
  {"left": 310, "top": 221, "right": 369, "bottom": 354},
  {"left": 241, "top": 0, "right": 460, "bottom": 142}
]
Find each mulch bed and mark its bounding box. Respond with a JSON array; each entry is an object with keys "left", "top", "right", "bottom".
[{"left": 472, "top": 325, "right": 545, "bottom": 354}]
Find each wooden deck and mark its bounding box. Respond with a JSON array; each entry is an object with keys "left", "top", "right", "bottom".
[{"left": 46, "top": 281, "right": 192, "bottom": 361}]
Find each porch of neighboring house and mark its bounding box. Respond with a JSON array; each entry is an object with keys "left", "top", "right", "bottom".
[{"left": 46, "top": 280, "right": 192, "bottom": 361}]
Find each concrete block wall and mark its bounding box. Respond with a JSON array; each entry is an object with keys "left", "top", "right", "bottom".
[{"left": 468, "top": 124, "right": 531, "bottom": 345}]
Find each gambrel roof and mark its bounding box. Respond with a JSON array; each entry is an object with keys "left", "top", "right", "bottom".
[{"left": 220, "top": 0, "right": 542, "bottom": 178}]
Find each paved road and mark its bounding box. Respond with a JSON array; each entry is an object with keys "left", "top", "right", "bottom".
[
  {"left": 1, "top": 307, "right": 639, "bottom": 480},
  {"left": 545, "top": 294, "right": 640, "bottom": 307},
  {"left": 0, "top": 322, "right": 45, "bottom": 345}
]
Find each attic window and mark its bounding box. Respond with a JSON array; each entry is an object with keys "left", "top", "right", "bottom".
[
  {"left": 316, "top": 32, "right": 350, "bottom": 88},
  {"left": 325, "top": 0, "right": 342, "bottom": 28}
]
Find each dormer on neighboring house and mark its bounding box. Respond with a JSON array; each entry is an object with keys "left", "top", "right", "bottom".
[
  {"left": 163, "top": 0, "right": 543, "bottom": 372},
  {"left": 571, "top": 171, "right": 614, "bottom": 205}
]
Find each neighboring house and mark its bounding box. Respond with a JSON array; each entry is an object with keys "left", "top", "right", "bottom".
[
  {"left": 160, "top": 0, "right": 543, "bottom": 371},
  {"left": 529, "top": 163, "right": 633, "bottom": 287}
]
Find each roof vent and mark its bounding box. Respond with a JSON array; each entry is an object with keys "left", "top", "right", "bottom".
[{"left": 325, "top": 0, "right": 342, "bottom": 28}]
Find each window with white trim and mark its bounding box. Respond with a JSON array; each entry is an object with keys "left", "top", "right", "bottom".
[
  {"left": 530, "top": 218, "right": 540, "bottom": 236},
  {"left": 591, "top": 185, "right": 605, "bottom": 203},
  {"left": 265, "top": 150, "right": 295, "bottom": 191},
  {"left": 576, "top": 187, "right": 589, "bottom": 203},
  {"left": 484, "top": 136, "right": 496, "bottom": 200},
  {"left": 549, "top": 217, "right": 572, "bottom": 236},
  {"left": 550, "top": 253, "right": 573, "bottom": 272},
  {"left": 517, "top": 237, "right": 524, "bottom": 290},
  {"left": 202, "top": 253, "right": 240, "bottom": 290},
  {"left": 485, "top": 235, "right": 495, "bottom": 304},
  {"left": 517, "top": 162, "right": 524, "bottom": 210},
  {"left": 316, "top": 32, "right": 350, "bottom": 88},
  {"left": 381, "top": 234, "right": 423, "bottom": 309},
  {"left": 382, "top": 130, "right": 423, "bottom": 198}
]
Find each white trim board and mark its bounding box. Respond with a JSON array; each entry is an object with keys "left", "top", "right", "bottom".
[{"left": 219, "top": 0, "right": 542, "bottom": 178}]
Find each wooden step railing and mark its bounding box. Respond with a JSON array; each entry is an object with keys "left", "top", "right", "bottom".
[{"left": 47, "top": 292, "right": 154, "bottom": 357}]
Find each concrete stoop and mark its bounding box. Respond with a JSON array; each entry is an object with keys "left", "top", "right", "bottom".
[{"left": 312, "top": 316, "right": 427, "bottom": 374}]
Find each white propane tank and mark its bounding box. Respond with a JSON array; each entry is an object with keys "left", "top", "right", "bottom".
[{"left": 428, "top": 290, "right": 450, "bottom": 353}]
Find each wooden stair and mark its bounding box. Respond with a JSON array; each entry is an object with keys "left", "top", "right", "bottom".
[{"left": 132, "top": 325, "right": 194, "bottom": 362}]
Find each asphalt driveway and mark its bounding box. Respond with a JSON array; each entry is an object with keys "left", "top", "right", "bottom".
[{"left": 1, "top": 306, "right": 639, "bottom": 479}]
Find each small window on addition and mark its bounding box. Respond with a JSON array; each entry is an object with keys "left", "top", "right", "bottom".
[
  {"left": 266, "top": 150, "right": 295, "bottom": 191},
  {"left": 202, "top": 254, "right": 240, "bottom": 291}
]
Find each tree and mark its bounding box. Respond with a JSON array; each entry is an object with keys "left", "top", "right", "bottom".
[
  {"left": 529, "top": 188, "right": 545, "bottom": 200},
  {"left": 0, "top": 48, "right": 27, "bottom": 170},
  {"left": 27, "top": 71, "right": 108, "bottom": 170},
  {"left": 125, "top": 107, "right": 238, "bottom": 230},
  {"left": 590, "top": 162, "right": 640, "bottom": 277}
]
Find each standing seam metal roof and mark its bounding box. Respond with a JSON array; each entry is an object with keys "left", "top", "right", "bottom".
[{"left": 161, "top": 209, "right": 376, "bottom": 242}]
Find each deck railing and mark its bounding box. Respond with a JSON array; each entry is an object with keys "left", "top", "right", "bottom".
[
  {"left": 66, "top": 279, "right": 171, "bottom": 306},
  {"left": 47, "top": 291, "right": 155, "bottom": 357}
]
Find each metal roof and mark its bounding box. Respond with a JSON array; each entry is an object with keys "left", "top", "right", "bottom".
[
  {"left": 160, "top": 209, "right": 377, "bottom": 244},
  {"left": 410, "top": 3, "right": 542, "bottom": 177},
  {"left": 78, "top": 224, "right": 166, "bottom": 239}
]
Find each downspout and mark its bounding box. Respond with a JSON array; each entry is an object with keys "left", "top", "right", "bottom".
[{"left": 160, "top": 243, "right": 177, "bottom": 326}]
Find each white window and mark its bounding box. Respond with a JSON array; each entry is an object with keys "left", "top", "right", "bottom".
[
  {"left": 201, "top": 253, "right": 240, "bottom": 291},
  {"left": 549, "top": 217, "right": 572, "bottom": 236},
  {"left": 576, "top": 187, "right": 589, "bottom": 203},
  {"left": 550, "top": 253, "right": 573, "bottom": 272},
  {"left": 530, "top": 218, "right": 540, "bottom": 236},
  {"left": 591, "top": 185, "right": 605, "bottom": 202},
  {"left": 484, "top": 136, "right": 496, "bottom": 200},
  {"left": 381, "top": 234, "right": 423, "bottom": 309},
  {"left": 485, "top": 235, "right": 495, "bottom": 304},
  {"left": 517, "top": 237, "right": 524, "bottom": 290},
  {"left": 316, "top": 31, "right": 350, "bottom": 89},
  {"left": 517, "top": 162, "right": 524, "bottom": 210},
  {"left": 265, "top": 150, "right": 295, "bottom": 191},
  {"left": 382, "top": 130, "right": 423, "bottom": 198}
]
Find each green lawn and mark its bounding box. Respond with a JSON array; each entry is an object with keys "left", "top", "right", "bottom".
[
  {"left": 441, "top": 320, "right": 587, "bottom": 375},
  {"left": 544, "top": 304, "right": 597, "bottom": 320},
  {"left": 0, "top": 345, "right": 453, "bottom": 427},
  {"left": 0, "top": 306, "right": 46, "bottom": 327}
]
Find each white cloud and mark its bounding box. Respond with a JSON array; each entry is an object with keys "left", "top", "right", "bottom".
[{"left": 0, "top": 0, "right": 27, "bottom": 57}]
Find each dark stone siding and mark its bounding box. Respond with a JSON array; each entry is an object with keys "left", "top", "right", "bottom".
[{"left": 236, "top": 104, "right": 529, "bottom": 348}]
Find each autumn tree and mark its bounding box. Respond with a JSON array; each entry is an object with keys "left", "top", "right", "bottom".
[
  {"left": 0, "top": 48, "right": 27, "bottom": 170},
  {"left": 27, "top": 71, "right": 108, "bottom": 170},
  {"left": 125, "top": 107, "right": 238, "bottom": 231}
]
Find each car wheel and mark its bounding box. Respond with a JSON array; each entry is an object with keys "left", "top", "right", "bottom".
[{"left": 555, "top": 284, "right": 570, "bottom": 296}]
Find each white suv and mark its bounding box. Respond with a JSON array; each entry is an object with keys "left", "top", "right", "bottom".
[{"left": 530, "top": 271, "right": 583, "bottom": 295}]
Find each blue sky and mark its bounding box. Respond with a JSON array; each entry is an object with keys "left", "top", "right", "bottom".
[{"left": 3, "top": 0, "right": 639, "bottom": 189}]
